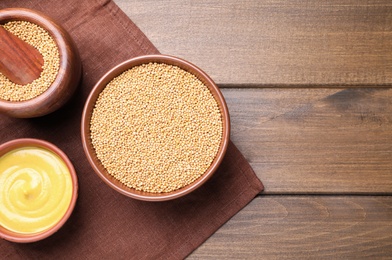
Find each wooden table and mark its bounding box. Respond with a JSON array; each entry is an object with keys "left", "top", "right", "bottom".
[{"left": 115, "top": 1, "right": 392, "bottom": 258}]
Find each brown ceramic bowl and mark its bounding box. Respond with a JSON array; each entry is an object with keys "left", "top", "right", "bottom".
[
  {"left": 81, "top": 54, "right": 230, "bottom": 201},
  {"left": 0, "top": 138, "right": 78, "bottom": 243},
  {"left": 0, "top": 8, "right": 81, "bottom": 118}
]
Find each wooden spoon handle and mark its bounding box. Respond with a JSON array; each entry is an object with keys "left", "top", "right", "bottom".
[{"left": 0, "top": 26, "right": 44, "bottom": 85}]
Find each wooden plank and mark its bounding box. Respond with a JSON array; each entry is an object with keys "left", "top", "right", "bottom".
[
  {"left": 189, "top": 196, "right": 392, "bottom": 259},
  {"left": 115, "top": 0, "right": 392, "bottom": 86},
  {"left": 222, "top": 88, "right": 392, "bottom": 194}
]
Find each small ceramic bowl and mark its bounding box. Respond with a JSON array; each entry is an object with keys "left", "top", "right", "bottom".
[
  {"left": 0, "top": 8, "right": 81, "bottom": 118},
  {"left": 0, "top": 138, "right": 78, "bottom": 243},
  {"left": 81, "top": 54, "right": 230, "bottom": 201}
]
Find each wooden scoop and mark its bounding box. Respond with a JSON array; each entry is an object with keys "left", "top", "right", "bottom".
[{"left": 0, "top": 26, "right": 44, "bottom": 85}]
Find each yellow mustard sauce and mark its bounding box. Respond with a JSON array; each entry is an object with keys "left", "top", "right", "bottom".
[{"left": 0, "top": 146, "right": 73, "bottom": 234}]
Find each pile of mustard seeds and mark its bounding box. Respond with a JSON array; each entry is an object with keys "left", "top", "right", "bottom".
[
  {"left": 0, "top": 21, "right": 60, "bottom": 101},
  {"left": 90, "top": 63, "right": 223, "bottom": 193}
]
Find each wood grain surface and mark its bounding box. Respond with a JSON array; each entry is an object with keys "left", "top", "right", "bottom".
[
  {"left": 117, "top": 0, "right": 392, "bottom": 86},
  {"left": 114, "top": 0, "right": 392, "bottom": 258},
  {"left": 222, "top": 88, "right": 392, "bottom": 194},
  {"left": 190, "top": 196, "right": 392, "bottom": 259}
]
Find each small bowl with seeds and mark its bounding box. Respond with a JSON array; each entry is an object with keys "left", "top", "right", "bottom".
[
  {"left": 81, "top": 54, "right": 230, "bottom": 201},
  {"left": 0, "top": 8, "right": 81, "bottom": 118}
]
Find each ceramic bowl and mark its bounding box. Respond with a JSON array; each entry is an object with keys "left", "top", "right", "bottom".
[
  {"left": 0, "top": 138, "right": 78, "bottom": 243},
  {"left": 0, "top": 8, "right": 81, "bottom": 118},
  {"left": 81, "top": 54, "right": 230, "bottom": 201}
]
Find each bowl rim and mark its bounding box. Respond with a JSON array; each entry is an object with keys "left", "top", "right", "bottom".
[
  {"left": 0, "top": 138, "right": 78, "bottom": 243},
  {"left": 0, "top": 8, "right": 81, "bottom": 118},
  {"left": 81, "top": 54, "right": 230, "bottom": 202}
]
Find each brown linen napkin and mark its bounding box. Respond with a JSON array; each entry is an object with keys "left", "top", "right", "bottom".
[{"left": 0, "top": 0, "right": 264, "bottom": 259}]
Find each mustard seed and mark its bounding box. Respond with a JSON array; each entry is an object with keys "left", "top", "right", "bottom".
[
  {"left": 90, "top": 62, "right": 223, "bottom": 193},
  {"left": 0, "top": 21, "right": 60, "bottom": 101}
]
